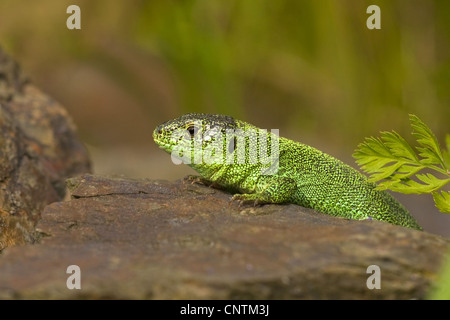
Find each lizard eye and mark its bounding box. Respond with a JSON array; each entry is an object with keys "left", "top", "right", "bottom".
[{"left": 187, "top": 125, "right": 197, "bottom": 137}]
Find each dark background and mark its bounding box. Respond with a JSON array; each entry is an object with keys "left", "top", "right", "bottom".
[{"left": 0, "top": 0, "right": 448, "bottom": 235}]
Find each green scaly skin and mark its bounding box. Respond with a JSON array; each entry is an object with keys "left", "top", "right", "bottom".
[{"left": 153, "top": 113, "right": 422, "bottom": 230}]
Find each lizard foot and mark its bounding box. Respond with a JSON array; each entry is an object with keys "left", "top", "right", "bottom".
[
  {"left": 183, "top": 175, "right": 210, "bottom": 186},
  {"left": 231, "top": 193, "right": 266, "bottom": 208},
  {"left": 183, "top": 175, "right": 223, "bottom": 189}
]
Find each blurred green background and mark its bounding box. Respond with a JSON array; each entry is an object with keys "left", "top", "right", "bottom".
[{"left": 0, "top": 0, "right": 448, "bottom": 234}]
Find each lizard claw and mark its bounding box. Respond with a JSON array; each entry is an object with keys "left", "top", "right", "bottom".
[
  {"left": 228, "top": 194, "right": 242, "bottom": 209},
  {"left": 208, "top": 181, "right": 221, "bottom": 189},
  {"left": 231, "top": 194, "right": 263, "bottom": 208},
  {"left": 183, "top": 175, "right": 211, "bottom": 186},
  {"left": 183, "top": 175, "right": 199, "bottom": 185}
]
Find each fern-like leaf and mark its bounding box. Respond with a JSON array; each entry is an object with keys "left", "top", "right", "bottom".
[
  {"left": 379, "top": 173, "right": 449, "bottom": 194},
  {"left": 443, "top": 134, "right": 450, "bottom": 171},
  {"left": 382, "top": 130, "right": 418, "bottom": 162},
  {"left": 410, "top": 114, "right": 448, "bottom": 173},
  {"left": 353, "top": 114, "right": 450, "bottom": 214},
  {"left": 433, "top": 191, "right": 450, "bottom": 214},
  {"left": 353, "top": 135, "right": 419, "bottom": 182}
]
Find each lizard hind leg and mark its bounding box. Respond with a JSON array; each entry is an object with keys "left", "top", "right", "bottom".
[{"left": 232, "top": 176, "right": 297, "bottom": 205}]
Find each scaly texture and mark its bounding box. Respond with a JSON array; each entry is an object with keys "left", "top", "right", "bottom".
[{"left": 153, "top": 113, "right": 422, "bottom": 230}]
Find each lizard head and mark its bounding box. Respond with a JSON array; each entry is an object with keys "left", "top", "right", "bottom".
[
  {"left": 153, "top": 113, "right": 238, "bottom": 165},
  {"left": 154, "top": 113, "right": 280, "bottom": 178}
]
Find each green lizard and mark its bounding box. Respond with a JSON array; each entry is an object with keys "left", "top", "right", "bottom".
[{"left": 153, "top": 113, "right": 422, "bottom": 230}]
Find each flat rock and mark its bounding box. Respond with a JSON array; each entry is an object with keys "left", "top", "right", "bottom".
[{"left": 0, "top": 174, "right": 448, "bottom": 299}]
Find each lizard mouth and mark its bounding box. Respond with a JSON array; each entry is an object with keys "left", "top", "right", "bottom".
[
  {"left": 152, "top": 128, "right": 174, "bottom": 152},
  {"left": 153, "top": 139, "right": 173, "bottom": 152}
]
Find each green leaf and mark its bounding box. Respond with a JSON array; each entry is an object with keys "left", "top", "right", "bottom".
[
  {"left": 409, "top": 114, "right": 447, "bottom": 171},
  {"left": 353, "top": 137, "right": 396, "bottom": 179},
  {"left": 433, "top": 191, "right": 450, "bottom": 214},
  {"left": 443, "top": 134, "right": 450, "bottom": 170},
  {"left": 381, "top": 130, "right": 418, "bottom": 162},
  {"left": 366, "top": 161, "right": 403, "bottom": 182},
  {"left": 429, "top": 252, "right": 450, "bottom": 299},
  {"left": 379, "top": 164, "right": 425, "bottom": 183},
  {"left": 354, "top": 114, "right": 449, "bottom": 214},
  {"left": 354, "top": 137, "right": 391, "bottom": 164},
  {"left": 415, "top": 173, "right": 450, "bottom": 191},
  {"left": 378, "top": 173, "right": 450, "bottom": 194},
  {"left": 353, "top": 129, "right": 426, "bottom": 183}
]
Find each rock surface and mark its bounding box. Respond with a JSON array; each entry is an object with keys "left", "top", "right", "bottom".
[
  {"left": 0, "top": 47, "right": 91, "bottom": 249},
  {"left": 0, "top": 174, "right": 448, "bottom": 299}
]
